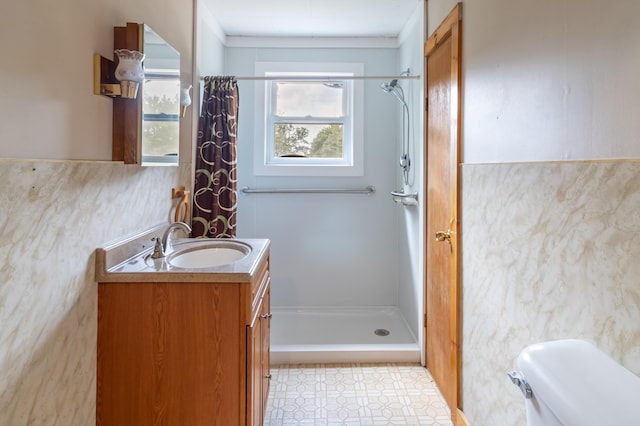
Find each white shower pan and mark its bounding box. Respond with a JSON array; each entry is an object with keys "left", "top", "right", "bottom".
[{"left": 270, "top": 306, "right": 420, "bottom": 365}]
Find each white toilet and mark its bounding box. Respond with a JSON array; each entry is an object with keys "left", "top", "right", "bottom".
[{"left": 509, "top": 339, "right": 640, "bottom": 425}]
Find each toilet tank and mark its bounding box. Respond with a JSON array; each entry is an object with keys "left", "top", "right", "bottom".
[{"left": 517, "top": 339, "right": 640, "bottom": 426}]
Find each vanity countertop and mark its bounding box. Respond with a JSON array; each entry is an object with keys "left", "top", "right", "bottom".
[{"left": 95, "top": 223, "right": 270, "bottom": 283}]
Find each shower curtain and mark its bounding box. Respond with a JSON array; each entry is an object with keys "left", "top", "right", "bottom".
[{"left": 192, "top": 76, "right": 239, "bottom": 238}]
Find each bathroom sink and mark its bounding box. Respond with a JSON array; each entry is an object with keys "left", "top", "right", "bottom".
[
  {"left": 169, "top": 243, "right": 249, "bottom": 269},
  {"left": 146, "top": 240, "right": 251, "bottom": 269}
]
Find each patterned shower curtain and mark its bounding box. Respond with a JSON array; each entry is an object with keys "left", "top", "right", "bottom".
[{"left": 192, "top": 76, "right": 239, "bottom": 238}]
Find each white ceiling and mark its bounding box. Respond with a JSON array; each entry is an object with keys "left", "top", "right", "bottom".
[{"left": 203, "top": 0, "right": 421, "bottom": 38}]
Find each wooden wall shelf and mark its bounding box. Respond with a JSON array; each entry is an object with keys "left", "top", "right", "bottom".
[
  {"left": 94, "top": 22, "right": 143, "bottom": 164},
  {"left": 112, "top": 23, "right": 142, "bottom": 164}
]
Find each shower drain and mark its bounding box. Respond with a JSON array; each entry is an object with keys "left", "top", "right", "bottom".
[{"left": 374, "top": 329, "right": 390, "bottom": 337}]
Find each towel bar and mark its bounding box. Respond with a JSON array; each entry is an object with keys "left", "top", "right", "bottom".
[{"left": 241, "top": 186, "right": 375, "bottom": 195}]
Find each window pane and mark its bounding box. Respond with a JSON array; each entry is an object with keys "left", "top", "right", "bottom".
[
  {"left": 142, "top": 78, "right": 180, "bottom": 157},
  {"left": 276, "top": 82, "right": 344, "bottom": 117},
  {"left": 143, "top": 78, "right": 180, "bottom": 114},
  {"left": 274, "top": 123, "right": 343, "bottom": 158},
  {"left": 142, "top": 121, "right": 179, "bottom": 156}
]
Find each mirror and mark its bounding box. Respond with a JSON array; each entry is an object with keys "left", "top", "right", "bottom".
[{"left": 141, "top": 25, "right": 180, "bottom": 166}]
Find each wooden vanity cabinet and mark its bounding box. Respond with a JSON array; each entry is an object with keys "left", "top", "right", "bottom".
[{"left": 96, "top": 257, "right": 271, "bottom": 426}]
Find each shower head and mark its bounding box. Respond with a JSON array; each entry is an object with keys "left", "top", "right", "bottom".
[
  {"left": 380, "top": 79, "right": 398, "bottom": 93},
  {"left": 381, "top": 80, "right": 408, "bottom": 109},
  {"left": 380, "top": 79, "right": 406, "bottom": 104}
]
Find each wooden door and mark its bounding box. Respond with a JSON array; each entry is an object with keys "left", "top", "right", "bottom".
[{"left": 424, "top": 3, "right": 463, "bottom": 424}]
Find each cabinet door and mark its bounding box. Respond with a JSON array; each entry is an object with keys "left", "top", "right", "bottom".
[
  {"left": 97, "top": 282, "right": 242, "bottom": 426},
  {"left": 247, "top": 312, "right": 262, "bottom": 426},
  {"left": 260, "top": 287, "right": 271, "bottom": 412},
  {"left": 247, "top": 262, "right": 271, "bottom": 426}
]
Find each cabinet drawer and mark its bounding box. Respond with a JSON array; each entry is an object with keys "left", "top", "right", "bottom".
[{"left": 250, "top": 259, "right": 269, "bottom": 315}]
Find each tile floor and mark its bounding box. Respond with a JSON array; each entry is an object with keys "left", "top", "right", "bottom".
[{"left": 264, "top": 363, "right": 453, "bottom": 426}]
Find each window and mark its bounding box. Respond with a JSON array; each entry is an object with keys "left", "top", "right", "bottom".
[
  {"left": 254, "top": 62, "right": 364, "bottom": 176},
  {"left": 141, "top": 74, "right": 180, "bottom": 166},
  {"left": 271, "top": 80, "right": 346, "bottom": 160}
]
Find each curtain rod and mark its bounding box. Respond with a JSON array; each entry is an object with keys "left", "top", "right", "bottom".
[{"left": 199, "top": 75, "right": 420, "bottom": 81}]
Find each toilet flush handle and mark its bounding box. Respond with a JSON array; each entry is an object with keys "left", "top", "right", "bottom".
[{"left": 508, "top": 371, "right": 532, "bottom": 399}]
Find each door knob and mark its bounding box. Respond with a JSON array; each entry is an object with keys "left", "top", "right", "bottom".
[{"left": 435, "top": 230, "right": 451, "bottom": 243}]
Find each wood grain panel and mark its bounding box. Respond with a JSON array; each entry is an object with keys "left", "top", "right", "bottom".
[
  {"left": 247, "top": 311, "right": 261, "bottom": 426},
  {"left": 111, "top": 27, "right": 126, "bottom": 162},
  {"left": 424, "top": 3, "right": 463, "bottom": 425},
  {"left": 426, "top": 31, "right": 454, "bottom": 403},
  {"left": 261, "top": 287, "right": 271, "bottom": 413},
  {"left": 247, "top": 269, "right": 271, "bottom": 426},
  {"left": 112, "top": 23, "right": 142, "bottom": 164},
  {"left": 97, "top": 282, "right": 243, "bottom": 426}
]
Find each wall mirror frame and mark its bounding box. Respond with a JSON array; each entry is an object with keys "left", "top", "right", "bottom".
[{"left": 94, "top": 22, "right": 181, "bottom": 166}]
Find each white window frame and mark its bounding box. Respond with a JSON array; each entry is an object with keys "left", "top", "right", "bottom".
[{"left": 254, "top": 62, "right": 364, "bottom": 176}]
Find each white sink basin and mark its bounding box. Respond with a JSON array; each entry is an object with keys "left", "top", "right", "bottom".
[
  {"left": 168, "top": 245, "right": 248, "bottom": 268},
  {"left": 148, "top": 240, "right": 251, "bottom": 269}
]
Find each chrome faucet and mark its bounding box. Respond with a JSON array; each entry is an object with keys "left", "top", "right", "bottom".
[{"left": 151, "top": 221, "right": 192, "bottom": 258}]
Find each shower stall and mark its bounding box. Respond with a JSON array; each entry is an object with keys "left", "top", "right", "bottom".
[
  {"left": 239, "top": 183, "right": 421, "bottom": 365},
  {"left": 265, "top": 73, "right": 420, "bottom": 364},
  {"left": 231, "top": 47, "right": 423, "bottom": 365}
]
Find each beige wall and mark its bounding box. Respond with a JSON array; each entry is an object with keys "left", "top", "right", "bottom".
[
  {"left": 430, "top": 0, "right": 640, "bottom": 163},
  {"left": 426, "top": 0, "right": 640, "bottom": 424},
  {"left": 0, "top": 0, "right": 194, "bottom": 424}
]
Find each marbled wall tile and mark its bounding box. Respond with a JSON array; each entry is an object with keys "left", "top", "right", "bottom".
[
  {"left": 0, "top": 159, "right": 189, "bottom": 425},
  {"left": 461, "top": 161, "right": 640, "bottom": 425}
]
